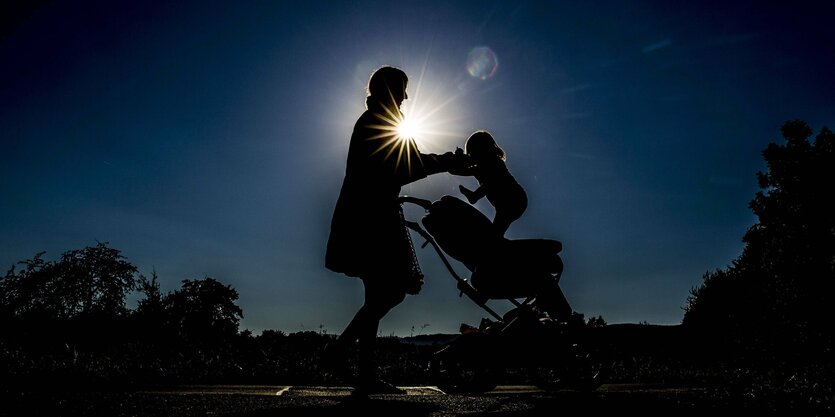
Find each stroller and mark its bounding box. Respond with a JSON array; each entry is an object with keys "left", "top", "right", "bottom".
[{"left": 400, "top": 194, "right": 606, "bottom": 393}]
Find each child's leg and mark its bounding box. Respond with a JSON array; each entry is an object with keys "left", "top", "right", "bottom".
[
  {"left": 536, "top": 282, "right": 573, "bottom": 322},
  {"left": 492, "top": 212, "right": 512, "bottom": 237},
  {"left": 493, "top": 201, "right": 525, "bottom": 237},
  {"left": 459, "top": 185, "right": 478, "bottom": 204}
]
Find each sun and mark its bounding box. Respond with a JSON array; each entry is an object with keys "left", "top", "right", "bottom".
[
  {"left": 354, "top": 60, "right": 467, "bottom": 173},
  {"left": 393, "top": 65, "right": 466, "bottom": 156},
  {"left": 396, "top": 114, "right": 422, "bottom": 141},
  {"left": 365, "top": 108, "right": 426, "bottom": 174}
]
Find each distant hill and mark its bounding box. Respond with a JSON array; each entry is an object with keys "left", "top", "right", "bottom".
[
  {"left": 398, "top": 323, "right": 689, "bottom": 355},
  {"left": 399, "top": 333, "right": 459, "bottom": 346}
]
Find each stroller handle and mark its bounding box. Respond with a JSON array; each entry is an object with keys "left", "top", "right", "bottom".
[{"left": 398, "top": 195, "right": 432, "bottom": 210}]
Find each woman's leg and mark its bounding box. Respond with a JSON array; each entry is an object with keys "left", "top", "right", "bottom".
[
  {"left": 358, "top": 277, "right": 406, "bottom": 381},
  {"left": 337, "top": 276, "right": 406, "bottom": 381}
]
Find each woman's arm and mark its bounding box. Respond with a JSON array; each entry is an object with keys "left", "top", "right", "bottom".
[{"left": 394, "top": 147, "right": 473, "bottom": 185}]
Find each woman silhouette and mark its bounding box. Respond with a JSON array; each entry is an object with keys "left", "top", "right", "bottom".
[{"left": 325, "top": 65, "right": 469, "bottom": 394}]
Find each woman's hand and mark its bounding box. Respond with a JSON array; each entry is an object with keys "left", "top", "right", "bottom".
[{"left": 442, "top": 150, "right": 474, "bottom": 176}]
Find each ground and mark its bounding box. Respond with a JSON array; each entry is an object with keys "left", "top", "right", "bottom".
[{"left": 0, "top": 384, "right": 816, "bottom": 417}]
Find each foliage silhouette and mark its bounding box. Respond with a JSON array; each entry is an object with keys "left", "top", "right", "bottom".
[
  {"left": 163, "top": 277, "right": 243, "bottom": 344},
  {"left": 129, "top": 276, "right": 247, "bottom": 384},
  {"left": 0, "top": 245, "right": 253, "bottom": 386},
  {"left": 684, "top": 120, "right": 834, "bottom": 362},
  {"left": 1, "top": 242, "right": 138, "bottom": 321}
]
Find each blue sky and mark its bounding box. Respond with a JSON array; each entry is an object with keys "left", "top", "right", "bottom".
[{"left": 2, "top": 0, "right": 833, "bottom": 336}]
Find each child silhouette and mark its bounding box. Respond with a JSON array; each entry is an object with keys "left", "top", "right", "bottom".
[{"left": 458, "top": 130, "right": 528, "bottom": 237}]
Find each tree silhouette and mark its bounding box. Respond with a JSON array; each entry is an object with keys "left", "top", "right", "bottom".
[
  {"left": 0, "top": 242, "right": 138, "bottom": 321},
  {"left": 136, "top": 270, "right": 164, "bottom": 315},
  {"left": 0, "top": 244, "right": 255, "bottom": 385},
  {"left": 163, "top": 277, "right": 243, "bottom": 344},
  {"left": 684, "top": 120, "right": 834, "bottom": 359}
]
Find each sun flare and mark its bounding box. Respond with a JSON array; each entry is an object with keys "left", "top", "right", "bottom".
[
  {"left": 396, "top": 114, "right": 422, "bottom": 141},
  {"left": 354, "top": 61, "right": 467, "bottom": 173}
]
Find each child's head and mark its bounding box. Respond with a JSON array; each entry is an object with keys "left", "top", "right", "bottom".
[{"left": 464, "top": 130, "right": 505, "bottom": 161}]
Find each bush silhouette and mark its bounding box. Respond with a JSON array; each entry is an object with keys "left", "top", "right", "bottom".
[{"left": 684, "top": 120, "right": 834, "bottom": 362}]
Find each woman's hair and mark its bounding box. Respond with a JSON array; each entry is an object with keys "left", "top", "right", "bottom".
[
  {"left": 465, "top": 130, "right": 506, "bottom": 161},
  {"left": 366, "top": 66, "right": 408, "bottom": 102}
]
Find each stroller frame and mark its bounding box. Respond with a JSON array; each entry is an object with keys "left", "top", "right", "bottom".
[
  {"left": 400, "top": 195, "right": 568, "bottom": 324},
  {"left": 399, "top": 195, "right": 606, "bottom": 393},
  {"left": 400, "top": 196, "right": 531, "bottom": 322}
]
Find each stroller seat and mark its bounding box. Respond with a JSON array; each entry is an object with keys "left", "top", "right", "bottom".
[
  {"left": 420, "top": 195, "right": 564, "bottom": 300},
  {"left": 472, "top": 238, "right": 563, "bottom": 299}
]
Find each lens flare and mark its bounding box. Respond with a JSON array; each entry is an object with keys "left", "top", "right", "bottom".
[{"left": 466, "top": 46, "right": 498, "bottom": 80}]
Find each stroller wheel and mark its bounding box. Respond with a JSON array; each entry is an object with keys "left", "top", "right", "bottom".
[
  {"left": 431, "top": 333, "right": 499, "bottom": 394},
  {"left": 532, "top": 349, "right": 609, "bottom": 392},
  {"left": 433, "top": 358, "right": 499, "bottom": 394}
]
